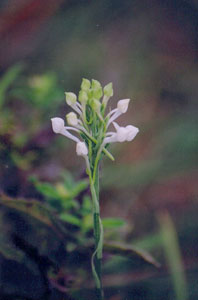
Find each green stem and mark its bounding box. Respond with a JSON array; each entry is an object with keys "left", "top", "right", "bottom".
[
  {"left": 83, "top": 131, "right": 114, "bottom": 161},
  {"left": 85, "top": 156, "right": 104, "bottom": 300}
]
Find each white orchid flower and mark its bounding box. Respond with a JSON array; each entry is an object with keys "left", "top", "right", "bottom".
[
  {"left": 107, "top": 99, "right": 130, "bottom": 127},
  {"left": 51, "top": 117, "right": 80, "bottom": 142},
  {"left": 51, "top": 117, "right": 89, "bottom": 157},
  {"left": 104, "top": 122, "right": 139, "bottom": 144}
]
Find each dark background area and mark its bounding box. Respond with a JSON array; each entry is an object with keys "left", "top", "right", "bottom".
[{"left": 0, "top": 1, "right": 198, "bottom": 299}]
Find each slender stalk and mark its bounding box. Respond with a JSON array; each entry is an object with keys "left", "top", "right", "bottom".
[{"left": 85, "top": 156, "right": 104, "bottom": 299}]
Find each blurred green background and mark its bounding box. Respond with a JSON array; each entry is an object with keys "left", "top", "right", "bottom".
[{"left": 0, "top": 1, "right": 198, "bottom": 299}]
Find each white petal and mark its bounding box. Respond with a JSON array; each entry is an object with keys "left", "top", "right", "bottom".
[
  {"left": 76, "top": 142, "right": 88, "bottom": 156},
  {"left": 61, "top": 128, "right": 80, "bottom": 143},
  {"left": 113, "top": 122, "right": 128, "bottom": 142},
  {"left": 51, "top": 118, "right": 65, "bottom": 134},
  {"left": 117, "top": 99, "right": 130, "bottom": 113},
  {"left": 104, "top": 133, "right": 117, "bottom": 144},
  {"left": 107, "top": 110, "right": 121, "bottom": 127},
  {"left": 126, "top": 125, "right": 139, "bottom": 141},
  {"left": 117, "top": 127, "right": 128, "bottom": 142}
]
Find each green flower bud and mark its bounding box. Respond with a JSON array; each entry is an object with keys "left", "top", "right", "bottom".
[
  {"left": 65, "top": 92, "right": 77, "bottom": 106},
  {"left": 79, "top": 90, "right": 88, "bottom": 104},
  {"left": 92, "top": 79, "right": 101, "bottom": 90},
  {"left": 91, "top": 98, "right": 101, "bottom": 112},
  {"left": 66, "top": 112, "right": 78, "bottom": 126},
  {"left": 92, "top": 79, "right": 103, "bottom": 100},
  {"left": 81, "top": 78, "right": 91, "bottom": 91},
  {"left": 104, "top": 82, "right": 113, "bottom": 97}
]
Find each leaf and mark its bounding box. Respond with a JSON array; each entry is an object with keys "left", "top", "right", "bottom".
[
  {"left": 104, "top": 242, "right": 160, "bottom": 268},
  {"left": 59, "top": 213, "right": 81, "bottom": 226},
  {"left": 133, "top": 232, "right": 162, "bottom": 251},
  {"left": 32, "top": 180, "right": 59, "bottom": 199},
  {"left": 0, "top": 63, "right": 24, "bottom": 108},
  {"left": 102, "top": 218, "right": 126, "bottom": 229},
  {"left": 70, "top": 179, "right": 89, "bottom": 198},
  {"left": 0, "top": 194, "right": 72, "bottom": 241}
]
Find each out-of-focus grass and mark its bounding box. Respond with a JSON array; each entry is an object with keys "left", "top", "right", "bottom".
[{"left": 158, "top": 212, "right": 188, "bottom": 300}]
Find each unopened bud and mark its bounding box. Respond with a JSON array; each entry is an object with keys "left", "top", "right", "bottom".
[
  {"left": 92, "top": 79, "right": 103, "bottom": 99},
  {"left": 91, "top": 98, "right": 101, "bottom": 112},
  {"left": 66, "top": 112, "right": 78, "bottom": 126},
  {"left": 117, "top": 99, "right": 130, "bottom": 113},
  {"left": 76, "top": 142, "right": 88, "bottom": 156},
  {"left": 51, "top": 118, "right": 65, "bottom": 134},
  {"left": 81, "top": 78, "right": 91, "bottom": 91},
  {"left": 79, "top": 90, "right": 88, "bottom": 104},
  {"left": 104, "top": 82, "right": 113, "bottom": 97},
  {"left": 65, "top": 92, "right": 77, "bottom": 106}
]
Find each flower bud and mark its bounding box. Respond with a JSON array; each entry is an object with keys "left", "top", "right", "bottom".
[
  {"left": 79, "top": 90, "right": 88, "bottom": 104},
  {"left": 91, "top": 98, "right": 101, "bottom": 113},
  {"left": 51, "top": 118, "right": 65, "bottom": 133},
  {"left": 76, "top": 141, "right": 88, "bottom": 156},
  {"left": 104, "top": 82, "right": 113, "bottom": 97},
  {"left": 81, "top": 78, "right": 91, "bottom": 91},
  {"left": 126, "top": 125, "right": 139, "bottom": 141},
  {"left": 92, "top": 79, "right": 103, "bottom": 99},
  {"left": 66, "top": 112, "right": 78, "bottom": 126},
  {"left": 65, "top": 92, "right": 77, "bottom": 106},
  {"left": 92, "top": 79, "right": 101, "bottom": 90},
  {"left": 117, "top": 99, "right": 130, "bottom": 113}
]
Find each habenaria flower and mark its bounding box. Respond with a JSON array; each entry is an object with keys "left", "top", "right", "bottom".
[{"left": 51, "top": 79, "right": 139, "bottom": 158}]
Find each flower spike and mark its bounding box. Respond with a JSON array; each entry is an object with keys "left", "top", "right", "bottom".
[{"left": 52, "top": 80, "right": 138, "bottom": 158}]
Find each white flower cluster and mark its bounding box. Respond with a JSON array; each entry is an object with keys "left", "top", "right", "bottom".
[{"left": 51, "top": 79, "right": 139, "bottom": 157}]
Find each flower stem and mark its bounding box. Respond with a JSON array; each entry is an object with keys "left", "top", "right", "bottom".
[{"left": 85, "top": 157, "right": 104, "bottom": 299}]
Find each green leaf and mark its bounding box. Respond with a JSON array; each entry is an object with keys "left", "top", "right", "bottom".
[
  {"left": 0, "top": 194, "right": 72, "bottom": 240},
  {"left": 33, "top": 181, "right": 59, "bottom": 199},
  {"left": 104, "top": 242, "right": 160, "bottom": 268},
  {"left": 59, "top": 213, "right": 81, "bottom": 226},
  {"left": 102, "top": 217, "right": 126, "bottom": 229},
  {"left": 70, "top": 179, "right": 89, "bottom": 198},
  {"left": 0, "top": 63, "right": 24, "bottom": 108}
]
